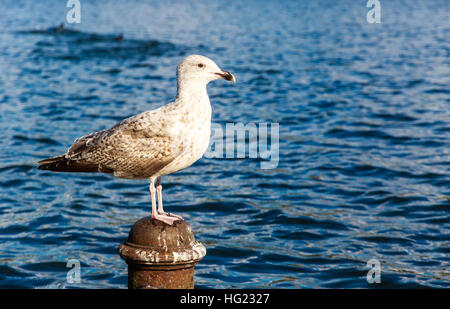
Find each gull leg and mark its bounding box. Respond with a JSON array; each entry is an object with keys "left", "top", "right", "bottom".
[
  {"left": 150, "top": 181, "right": 157, "bottom": 218},
  {"left": 156, "top": 176, "right": 183, "bottom": 220},
  {"left": 156, "top": 176, "right": 164, "bottom": 214},
  {"left": 150, "top": 179, "right": 178, "bottom": 225}
]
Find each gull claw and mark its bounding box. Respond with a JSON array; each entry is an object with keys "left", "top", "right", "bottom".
[
  {"left": 157, "top": 209, "right": 183, "bottom": 220},
  {"left": 152, "top": 213, "right": 181, "bottom": 226},
  {"left": 166, "top": 212, "right": 184, "bottom": 220}
]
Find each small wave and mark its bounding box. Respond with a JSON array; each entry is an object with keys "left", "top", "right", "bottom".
[
  {"left": 13, "top": 134, "right": 60, "bottom": 146},
  {"left": 325, "top": 127, "right": 412, "bottom": 143},
  {"left": 19, "top": 25, "right": 184, "bottom": 61}
]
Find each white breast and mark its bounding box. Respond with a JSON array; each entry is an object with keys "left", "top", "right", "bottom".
[{"left": 156, "top": 96, "right": 212, "bottom": 177}]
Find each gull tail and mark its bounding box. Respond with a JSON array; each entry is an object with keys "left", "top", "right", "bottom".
[{"left": 37, "top": 155, "right": 111, "bottom": 173}]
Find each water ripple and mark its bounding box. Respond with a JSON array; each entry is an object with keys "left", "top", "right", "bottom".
[{"left": 0, "top": 0, "right": 449, "bottom": 289}]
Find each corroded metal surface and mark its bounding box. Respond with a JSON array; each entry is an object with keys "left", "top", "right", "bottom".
[
  {"left": 128, "top": 265, "right": 195, "bottom": 289},
  {"left": 118, "top": 217, "right": 206, "bottom": 289}
]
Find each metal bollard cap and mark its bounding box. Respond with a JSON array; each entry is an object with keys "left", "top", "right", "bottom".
[{"left": 118, "top": 217, "right": 206, "bottom": 268}]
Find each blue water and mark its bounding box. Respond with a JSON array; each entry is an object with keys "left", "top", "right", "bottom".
[{"left": 0, "top": 0, "right": 449, "bottom": 288}]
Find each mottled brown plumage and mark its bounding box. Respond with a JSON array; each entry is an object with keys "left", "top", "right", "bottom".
[{"left": 38, "top": 55, "right": 235, "bottom": 225}]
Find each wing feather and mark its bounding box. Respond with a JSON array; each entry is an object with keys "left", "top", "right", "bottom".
[{"left": 64, "top": 109, "right": 184, "bottom": 179}]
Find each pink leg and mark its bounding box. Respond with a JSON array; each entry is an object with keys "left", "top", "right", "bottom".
[
  {"left": 150, "top": 180, "right": 179, "bottom": 225},
  {"left": 156, "top": 177, "right": 183, "bottom": 220}
]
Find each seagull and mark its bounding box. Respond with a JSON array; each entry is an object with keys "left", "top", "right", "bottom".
[{"left": 38, "top": 55, "right": 235, "bottom": 225}]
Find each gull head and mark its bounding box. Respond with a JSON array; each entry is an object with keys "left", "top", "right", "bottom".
[{"left": 177, "top": 55, "right": 236, "bottom": 87}]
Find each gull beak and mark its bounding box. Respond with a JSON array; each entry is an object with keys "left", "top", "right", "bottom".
[{"left": 215, "top": 70, "right": 236, "bottom": 82}]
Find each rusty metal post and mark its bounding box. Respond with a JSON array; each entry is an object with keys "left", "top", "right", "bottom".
[{"left": 118, "top": 217, "right": 206, "bottom": 289}]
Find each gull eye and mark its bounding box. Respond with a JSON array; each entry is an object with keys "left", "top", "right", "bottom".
[{"left": 198, "top": 63, "right": 205, "bottom": 68}]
